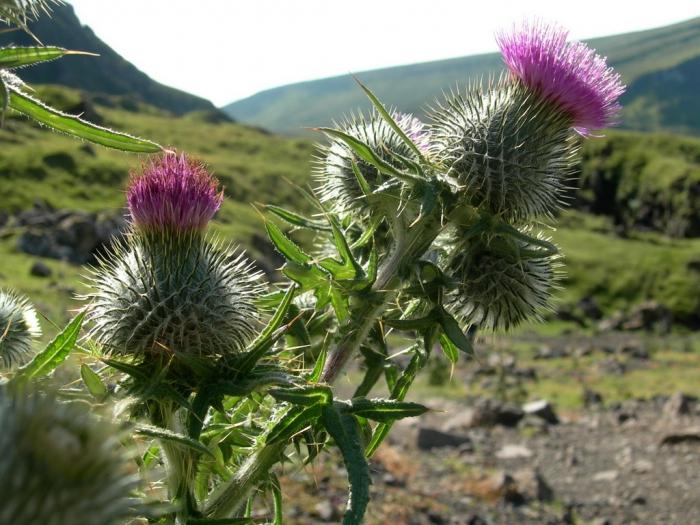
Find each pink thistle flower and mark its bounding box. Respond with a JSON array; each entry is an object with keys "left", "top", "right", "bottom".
[
  {"left": 127, "top": 153, "right": 223, "bottom": 232},
  {"left": 497, "top": 21, "right": 625, "bottom": 135},
  {"left": 392, "top": 111, "right": 431, "bottom": 153}
]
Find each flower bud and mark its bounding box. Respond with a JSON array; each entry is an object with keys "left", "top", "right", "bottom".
[
  {"left": 0, "top": 387, "right": 141, "bottom": 525},
  {"left": 445, "top": 229, "right": 561, "bottom": 330},
  {"left": 0, "top": 289, "right": 40, "bottom": 370},
  {"left": 86, "top": 154, "right": 264, "bottom": 362}
]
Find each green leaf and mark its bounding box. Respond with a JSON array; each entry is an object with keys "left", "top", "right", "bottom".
[
  {"left": 270, "top": 474, "right": 284, "bottom": 525},
  {"left": 354, "top": 77, "right": 427, "bottom": 164},
  {"left": 269, "top": 385, "right": 333, "bottom": 407},
  {"left": 258, "top": 284, "right": 297, "bottom": 341},
  {"left": 308, "top": 343, "right": 328, "bottom": 383},
  {"left": 350, "top": 159, "right": 371, "bottom": 197},
  {"left": 265, "top": 221, "right": 311, "bottom": 265},
  {"left": 0, "top": 46, "right": 91, "bottom": 69},
  {"left": 80, "top": 363, "right": 108, "bottom": 399},
  {"left": 266, "top": 205, "right": 330, "bottom": 231},
  {"left": 7, "top": 88, "right": 162, "bottom": 152},
  {"left": 345, "top": 398, "right": 429, "bottom": 422},
  {"left": 383, "top": 312, "right": 436, "bottom": 331},
  {"left": 187, "top": 519, "right": 253, "bottom": 525},
  {"left": 266, "top": 404, "right": 322, "bottom": 445},
  {"left": 439, "top": 333, "right": 459, "bottom": 365},
  {"left": 13, "top": 311, "right": 84, "bottom": 382},
  {"left": 321, "top": 406, "right": 370, "bottom": 525},
  {"left": 437, "top": 308, "right": 474, "bottom": 356},
  {"left": 135, "top": 424, "right": 215, "bottom": 458}
]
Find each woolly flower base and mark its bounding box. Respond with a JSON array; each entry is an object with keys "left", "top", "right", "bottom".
[
  {"left": 86, "top": 231, "right": 264, "bottom": 363},
  {"left": 497, "top": 20, "right": 625, "bottom": 135},
  {"left": 0, "top": 289, "right": 40, "bottom": 370},
  {"left": 316, "top": 111, "right": 429, "bottom": 216},
  {"left": 0, "top": 387, "right": 141, "bottom": 525},
  {"left": 445, "top": 230, "right": 562, "bottom": 331},
  {"left": 430, "top": 77, "right": 578, "bottom": 222},
  {"left": 127, "top": 153, "right": 223, "bottom": 232}
]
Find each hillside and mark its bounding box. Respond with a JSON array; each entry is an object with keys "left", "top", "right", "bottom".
[
  {"left": 0, "top": 3, "right": 217, "bottom": 116},
  {"left": 224, "top": 16, "right": 700, "bottom": 135}
]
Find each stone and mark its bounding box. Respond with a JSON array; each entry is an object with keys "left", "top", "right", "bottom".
[
  {"left": 583, "top": 388, "right": 604, "bottom": 407},
  {"left": 487, "top": 352, "right": 515, "bottom": 369},
  {"left": 534, "top": 345, "right": 568, "bottom": 360},
  {"left": 632, "top": 459, "right": 653, "bottom": 474},
  {"left": 313, "top": 500, "right": 338, "bottom": 522},
  {"left": 577, "top": 296, "right": 603, "bottom": 319},
  {"left": 417, "top": 427, "right": 473, "bottom": 451},
  {"left": 597, "top": 358, "right": 626, "bottom": 376},
  {"left": 664, "top": 392, "right": 693, "bottom": 417},
  {"left": 618, "top": 342, "right": 650, "bottom": 360},
  {"left": 593, "top": 470, "right": 619, "bottom": 482},
  {"left": 522, "top": 400, "right": 559, "bottom": 425},
  {"left": 512, "top": 467, "right": 553, "bottom": 502},
  {"left": 29, "top": 260, "right": 52, "bottom": 277},
  {"left": 443, "top": 399, "right": 523, "bottom": 430},
  {"left": 659, "top": 429, "right": 700, "bottom": 447},
  {"left": 495, "top": 444, "right": 533, "bottom": 460}
]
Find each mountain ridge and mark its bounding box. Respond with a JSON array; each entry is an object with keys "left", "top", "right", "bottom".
[{"left": 224, "top": 16, "right": 700, "bottom": 135}]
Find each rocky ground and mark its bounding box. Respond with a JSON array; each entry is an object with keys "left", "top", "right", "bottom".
[{"left": 279, "top": 393, "right": 700, "bottom": 525}]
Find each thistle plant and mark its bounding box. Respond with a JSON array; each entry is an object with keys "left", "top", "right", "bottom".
[
  {"left": 0, "top": 385, "right": 141, "bottom": 525},
  {"left": 0, "top": 288, "right": 40, "bottom": 370},
  {"left": 4, "top": 18, "right": 624, "bottom": 525}
]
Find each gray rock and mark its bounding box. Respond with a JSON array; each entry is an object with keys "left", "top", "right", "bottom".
[
  {"left": 659, "top": 429, "right": 700, "bottom": 447},
  {"left": 512, "top": 467, "right": 554, "bottom": 502},
  {"left": 522, "top": 400, "right": 559, "bottom": 425},
  {"left": 29, "top": 260, "right": 52, "bottom": 277},
  {"left": 417, "top": 427, "right": 473, "bottom": 451},
  {"left": 496, "top": 444, "right": 533, "bottom": 459},
  {"left": 313, "top": 500, "right": 338, "bottom": 522},
  {"left": 664, "top": 391, "right": 693, "bottom": 417}
]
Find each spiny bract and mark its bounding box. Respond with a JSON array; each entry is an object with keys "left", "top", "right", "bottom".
[
  {"left": 0, "top": 387, "right": 141, "bottom": 525},
  {"left": 87, "top": 232, "right": 263, "bottom": 359},
  {"left": 445, "top": 229, "right": 561, "bottom": 330},
  {"left": 430, "top": 77, "right": 578, "bottom": 222},
  {"left": 316, "top": 111, "right": 429, "bottom": 216},
  {"left": 0, "top": 288, "right": 40, "bottom": 370}
]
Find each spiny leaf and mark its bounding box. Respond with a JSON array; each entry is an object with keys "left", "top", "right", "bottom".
[
  {"left": 269, "top": 385, "right": 333, "bottom": 407},
  {"left": 438, "top": 308, "right": 474, "bottom": 356},
  {"left": 135, "top": 424, "right": 215, "bottom": 458},
  {"left": 266, "top": 204, "right": 330, "bottom": 231},
  {"left": 267, "top": 404, "right": 322, "bottom": 445},
  {"left": 265, "top": 221, "right": 311, "bottom": 265},
  {"left": 12, "top": 311, "right": 84, "bottom": 382},
  {"left": 8, "top": 88, "right": 162, "bottom": 152},
  {"left": 321, "top": 406, "right": 370, "bottom": 525},
  {"left": 80, "top": 363, "right": 108, "bottom": 399},
  {"left": 0, "top": 46, "right": 93, "bottom": 69},
  {"left": 439, "top": 333, "right": 459, "bottom": 365},
  {"left": 345, "top": 398, "right": 429, "bottom": 422},
  {"left": 354, "top": 77, "right": 427, "bottom": 164},
  {"left": 187, "top": 518, "right": 253, "bottom": 524}
]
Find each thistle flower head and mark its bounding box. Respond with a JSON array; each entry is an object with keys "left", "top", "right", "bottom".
[
  {"left": 316, "top": 111, "right": 429, "bottom": 216},
  {"left": 127, "top": 153, "right": 223, "bottom": 233},
  {"left": 0, "top": 289, "right": 40, "bottom": 370},
  {"left": 0, "top": 386, "right": 142, "bottom": 525},
  {"left": 497, "top": 20, "right": 625, "bottom": 135},
  {"left": 446, "top": 229, "right": 561, "bottom": 330}
]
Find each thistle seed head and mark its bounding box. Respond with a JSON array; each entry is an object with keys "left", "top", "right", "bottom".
[
  {"left": 430, "top": 77, "right": 579, "bottom": 222},
  {"left": 0, "top": 386, "right": 142, "bottom": 525},
  {"left": 0, "top": 289, "right": 40, "bottom": 370},
  {"left": 127, "top": 153, "right": 223, "bottom": 233},
  {"left": 497, "top": 20, "right": 625, "bottom": 135},
  {"left": 315, "top": 111, "right": 429, "bottom": 216},
  {"left": 445, "top": 229, "right": 562, "bottom": 330},
  {"left": 86, "top": 232, "right": 264, "bottom": 361}
]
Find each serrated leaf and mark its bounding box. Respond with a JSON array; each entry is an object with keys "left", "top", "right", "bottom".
[
  {"left": 321, "top": 406, "right": 370, "bottom": 525},
  {"left": 266, "top": 205, "right": 330, "bottom": 231},
  {"left": 308, "top": 343, "right": 328, "bottom": 383},
  {"left": 8, "top": 88, "right": 162, "bottom": 152},
  {"left": 383, "top": 312, "right": 436, "bottom": 331},
  {"left": 269, "top": 385, "right": 333, "bottom": 407},
  {"left": 354, "top": 77, "right": 427, "bottom": 164},
  {"left": 266, "top": 404, "right": 322, "bottom": 445},
  {"left": 135, "top": 424, "right": 215, "bottom": 458},
  {"left": 265, "top": 221, "right": 311, "bottom": 265},
  {"left": 350, "top": 159, "right": 371, "bottom": 197},
  {"left": 80, "top": 363, "right": 107, "bottom": 399},
  {"left": 258, "top": 284, "right": 297, "bottom": 341},
  {"left": 13, "top": 311, "right": 84, "bottom": 382},
  {"left": 0, "top": 46, "right": 88, "bottom": 69},
  {"left": 438, "top": 308, "right": 474, "bottom": 356},
  {"left": 345, "top": 398, "right": 428, "bottom": 422}
]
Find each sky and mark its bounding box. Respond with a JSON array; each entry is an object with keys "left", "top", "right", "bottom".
[{"left": 68, "top": 1, "right": 699, "bottom": 107}]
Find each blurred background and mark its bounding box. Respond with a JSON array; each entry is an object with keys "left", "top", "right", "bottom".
[{"left": 1, "top": 2, "right": 699, "bottom": 523}]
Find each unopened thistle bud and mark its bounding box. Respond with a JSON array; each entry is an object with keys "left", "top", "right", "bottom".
[
  {"left": 316, "top": 111, "right": 430, "bottom": 216},
  {"left": 86, "top": 153, "right": 264, "bottom": 362},
  {"left": 0, "top": 387, "right": 141, "bottom": 525},
  {"left": 445, "top": 230, "right": 561, "bottom": 330},
  {"left": 0, "top": 289, "right": 40, "bottom": 370}
]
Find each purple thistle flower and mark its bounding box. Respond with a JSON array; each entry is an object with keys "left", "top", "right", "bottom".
[
  {"left": 497, "top": 21, "right": 625, "bottom": 135},
  {"left": 127, "top": 153, "right": 223, "bottom": 232},
  {"left": 392, "top": 111, "right": 431, "bottom": 153}
]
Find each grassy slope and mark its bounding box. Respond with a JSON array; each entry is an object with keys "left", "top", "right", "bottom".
[
  {"left": 2, "top": 87, "right": 700, "bottom": 338},
  {"left": 224, "top": 17, "right": 700, "bottom": 135}
]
